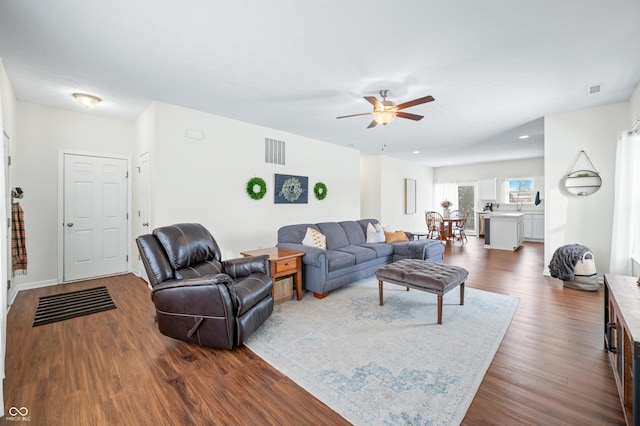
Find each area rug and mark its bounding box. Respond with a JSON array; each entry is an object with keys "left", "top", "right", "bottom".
[
  {"left": 245, "top": 277, "right": 519, "bottom": 425},
  {"left": 33, "top": 286, "right": 116, "bottom": 327}
]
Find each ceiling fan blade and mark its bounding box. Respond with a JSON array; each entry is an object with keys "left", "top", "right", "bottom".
[
  {"left": 336, "top": 111, "right": 374, "bottom": 119},
  {"left": 364, "top": 96, "right": 382, "bottom": 110},
  {"left": 367, "top": 119, "right": 378, "bottom": 129},
  {"left": 396, "top": 111, "right": 424, "bottom": 121},
  {"left": 396, "top": 95, "right": 435, "bottom": 111}
]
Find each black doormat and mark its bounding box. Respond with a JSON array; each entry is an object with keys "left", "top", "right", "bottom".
[{"left": 33, "top": 286, "right": 116, "bottom": 327}]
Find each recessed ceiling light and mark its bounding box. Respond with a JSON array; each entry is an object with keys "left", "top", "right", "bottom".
[
  {"left": 72, "top": 92, "right": 102, "bottom": 108},
  {"left": 413, "top": 150, "right": 420, "bottom": 154},
  {"left": 518, "top": 135, "right": 529, "bottom": 139}
]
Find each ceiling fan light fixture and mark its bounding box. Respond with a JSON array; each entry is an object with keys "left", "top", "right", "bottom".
[
  {"left": 73, "top": 92, "right": 102, "bottom": 108},
  {"left": 374, "top": 110, "right": 397, "bottom": 125}
]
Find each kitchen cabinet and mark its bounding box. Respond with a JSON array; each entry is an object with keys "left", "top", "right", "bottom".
[
  {"left": 523, "top": 213, "right": 544, "bottom": 241},
  {"left": 479, "top": 178, "right": 498, "bottom": 201},
  {"left": 532, "top": 215, "right": 544, "bottom": 239},
  {"left": 488, "top": 213, "right": 524, "bottom": 251}
]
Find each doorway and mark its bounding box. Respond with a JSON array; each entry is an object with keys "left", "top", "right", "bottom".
[
  {"left": 137, "top": 152, "right": 150, "bottom": 284},
  {"left": 61, "top": 152, "right": 129, "bottom": 282},
  {"left": 457, "top": 183, "right": 477, "bottom": 233}
]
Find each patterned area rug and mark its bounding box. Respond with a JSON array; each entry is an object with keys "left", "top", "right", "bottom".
[{"left": 245, "top": 277, "right": 518, "bottom": 425}]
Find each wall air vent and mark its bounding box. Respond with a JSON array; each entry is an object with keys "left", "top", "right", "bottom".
[{"left": 265, "top": 138, "right": 286, "bottom": 165}]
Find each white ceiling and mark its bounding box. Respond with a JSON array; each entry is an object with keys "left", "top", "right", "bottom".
[{"left": 1, "top": 1, "right": 639, "bottom": 166}]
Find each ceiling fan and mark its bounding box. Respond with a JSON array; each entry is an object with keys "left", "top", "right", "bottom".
[{"left": 336, "top": 89, "right": 435, "bottom": 128}]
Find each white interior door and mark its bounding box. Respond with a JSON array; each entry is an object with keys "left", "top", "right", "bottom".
[
  {"left": 137, "top": 152, "right": 150, "bottom": 284},
  {"left": 63, "top": 153, "right": 128, "bottom": 281}
]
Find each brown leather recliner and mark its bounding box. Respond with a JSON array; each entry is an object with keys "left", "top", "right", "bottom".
[{"left": 136, "top": 223, "right": 274, "bottom": 349}]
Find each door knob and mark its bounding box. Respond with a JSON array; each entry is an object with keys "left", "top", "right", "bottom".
[
  {"left": 142, "top": 222, "right": 149, "bottom": 227},
  {"left": 66, "top": 222, "right": 74, "bottom": 227}
]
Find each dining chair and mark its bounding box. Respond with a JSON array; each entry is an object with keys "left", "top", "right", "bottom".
[
  {"left": 453, "top": 211, "right": 469, "bottom": 243},
  {"left": 425, "top": 211, "right": 444, "bottom": 240}
]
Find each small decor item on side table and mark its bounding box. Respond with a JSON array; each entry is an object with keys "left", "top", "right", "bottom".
[
  {"left": 246, "top": 177, "right": 267, "bottom": 200},
  {"left": 441, "top": 199, "right": 452, "bottom": 218}
]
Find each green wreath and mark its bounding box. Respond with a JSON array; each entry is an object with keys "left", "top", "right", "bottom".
[
  {"left": 314, "top": 182, "right": 328, "bottom": 200},
  {"left": 246, "top": 177, "right": 267, "bottom": 200}
]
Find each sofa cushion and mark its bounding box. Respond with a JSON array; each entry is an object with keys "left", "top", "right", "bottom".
[
  {"left": 317, "top": 222, "right": 350, "bottom": 250},
  {"left": 357, "top": 218, "right": 380, "bottom": 236},
  {"left": 302, "top": 227, "right": 327, "bottom": 250},
  {"left": 336, "top": 245, "right": 377, "bottom": 264},
  {"left": 339, "top": 221, "right": 366, "bottom": 245},
  {"left": 391, "top": 239, "right": 444, "bottom": 261},
  {"left": 326, "top": 250, "right": 356, "bottom": 272},
  {"left": 360, "top": 242, "right": 394, "bottom": 257}
]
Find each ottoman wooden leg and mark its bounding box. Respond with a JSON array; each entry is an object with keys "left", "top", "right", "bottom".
[
  {"left": 437, "top": 295, "right": 443, "bottom": 324},
  {"left": 378, "top": 280, "right": 384, "bottom": 305},
  {"left": 460, "top": 282, "right": 465, "bottom": 306}
]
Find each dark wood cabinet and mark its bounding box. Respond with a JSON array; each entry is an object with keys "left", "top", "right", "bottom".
[{"left": 604, "top": 274, "right": 640, "bottom": 425}]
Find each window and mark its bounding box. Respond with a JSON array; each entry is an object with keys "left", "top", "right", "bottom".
[{"left": 508, "top": 178, "right": 534, "bottom": 203}]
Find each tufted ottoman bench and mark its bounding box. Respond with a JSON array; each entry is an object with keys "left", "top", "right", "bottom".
[{"left": 375, "top": 259, "right": 469, "bottom": 324}]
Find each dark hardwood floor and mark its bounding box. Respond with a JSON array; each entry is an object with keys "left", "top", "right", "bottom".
[{"left": 1, "top": 238, "right": 626, "bottom": 425}]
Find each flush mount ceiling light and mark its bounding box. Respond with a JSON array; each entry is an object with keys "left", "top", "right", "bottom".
[
  {"left": 374, "top": 109, "right": 397, "bottom": 126},
  {"left": 72, "top": 92, "right": 102, "bottom": 108},
  {"left": 518, "top": 135, "right": 529, "bottom": 139}
]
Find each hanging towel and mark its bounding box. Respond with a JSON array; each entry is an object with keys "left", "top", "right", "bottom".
[
  {"left": 12, "top": 202, "right": 28, "bottom": 275},
  {"left": 534, "top": 191, "right": 541, "bottom": 206}
]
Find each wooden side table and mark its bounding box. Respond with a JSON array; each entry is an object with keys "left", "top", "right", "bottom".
[{"left": 240, "top": 247, "right": 304, "bottom": 300}]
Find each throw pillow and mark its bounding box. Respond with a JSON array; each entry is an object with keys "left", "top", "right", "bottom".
[
  {"left": 384, "top": 230, "right": 409, "bottom": 243},
  {"left": 302, "top": 227, "right": 327, "bottom": 250},
  {"left": 366, "top": 222, "right": 386, "bottom": 243}
]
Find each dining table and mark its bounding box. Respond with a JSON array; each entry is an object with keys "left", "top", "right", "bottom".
[{"left": 439, "top": 218, "right": 460, "bottom": 241}]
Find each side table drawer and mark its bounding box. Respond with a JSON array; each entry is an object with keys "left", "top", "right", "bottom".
[{"left": 274, "top": 258, "right": 296, "bottom": 274}]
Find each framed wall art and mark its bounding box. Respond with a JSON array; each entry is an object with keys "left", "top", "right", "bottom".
[{"left": 275, "top": 174, "right": 308, "bottom": 204}]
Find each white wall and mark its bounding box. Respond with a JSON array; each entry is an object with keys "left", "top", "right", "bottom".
[
  {"left": 147, "top": 102, "right": 361, "bottom": 260},
  {"left": 0, "top": 58, "right": 17, "bottom": 418},
  {"left": 434, "top": 158, "right": 545, "bottom": 213},
  {"left": 13, "top": 102, "right": 135, "bottom": 288},
  {"left": 544, "top": 102, "right": 629, "bottom": 277},
  {"left": 360, "top": 155, "right": 382, "bottom": 221},
  {"left": 434, "top": 157, "right": 544, "bottom": 183},
  {"left": 361, "top": 154, "right": 434, "bottom": 232}
]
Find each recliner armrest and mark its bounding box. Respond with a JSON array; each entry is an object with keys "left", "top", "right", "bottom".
[{"left": 223, "top": 254, "right": 270, "bottom": 279}]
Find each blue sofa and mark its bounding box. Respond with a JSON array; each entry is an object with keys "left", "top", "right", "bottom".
[{"left": 276, "top": 218, "right": 444, "bottom": 299}]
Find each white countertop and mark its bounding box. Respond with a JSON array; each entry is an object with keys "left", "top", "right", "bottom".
[
  {"left": 486, "top": 212, "right": 524, "bottom": 218},
  {"left": 482, "top": 211, "right": 543, "bottom": 217}
]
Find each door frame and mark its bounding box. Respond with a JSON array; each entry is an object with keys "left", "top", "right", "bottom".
[
  {"left": 136, "top": 151, "right": 150, "bottom": 284},
  {"left": 57, "top": 149, "right": 132, "bottom": 283}
]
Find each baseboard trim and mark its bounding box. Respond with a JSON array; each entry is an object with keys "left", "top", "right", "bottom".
[{"left": 8, "top": 279, "right": 58, "bottom": 307}]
